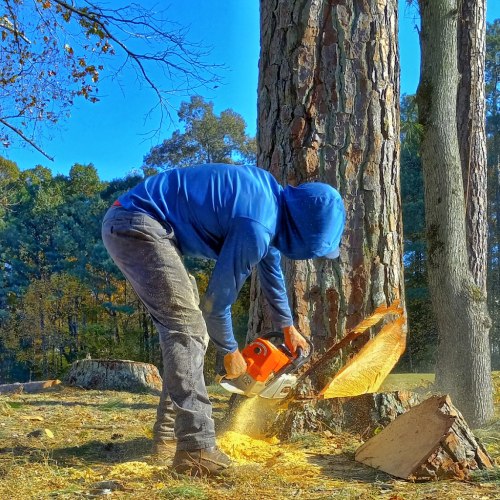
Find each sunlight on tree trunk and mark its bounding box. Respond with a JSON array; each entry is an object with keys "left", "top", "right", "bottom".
[
  {"left": 457, "top": 0, "right": 488, "bottom": 292},
  {"left": 250, "top": 0, "right": 405, "bottom": 363}
]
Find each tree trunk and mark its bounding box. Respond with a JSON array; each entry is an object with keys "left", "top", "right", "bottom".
[
  {"left": 64, "top": 359, "right": 162, "bottom": 394},
  {"left": 417, "top": 0, "right": 494, "bottom": 427},
  {"left": 457, "top": 0, "right": 488, "bottom": 292},
  {"left": 272, "top": 390, "right": 421, "bottom": 440},
  {"left": 250, "top": 0, "right": 405, "bottom": 356}
]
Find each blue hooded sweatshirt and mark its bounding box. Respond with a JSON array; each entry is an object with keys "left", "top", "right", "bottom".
[{"left": 118, "top": 163, "right": 345, "bottom": 354}]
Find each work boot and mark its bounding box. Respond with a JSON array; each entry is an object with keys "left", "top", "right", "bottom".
[{"left": 172, "top": 446, "right": 231, "bottom": 477}]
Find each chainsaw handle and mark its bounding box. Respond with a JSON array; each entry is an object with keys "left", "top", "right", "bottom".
[
  {"left": 259, "top": 330, "right": 314, "bottom": 364},
  {"left": 258, "top": 331, "right": 285, "bottom": 342}
]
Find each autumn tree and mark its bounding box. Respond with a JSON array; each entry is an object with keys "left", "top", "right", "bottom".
[
  {"left": 417, "top": 0, "right": 494, "bottom": 426},
  {"left": 0, "top": 0, "right": 220, "bottom": 159},
  {"left": 249, "top": 0, "right": 405, "bottom": 383},
  {"left": 143, "top": 96, "right": 257, "bottom": 169},
  {"left": 0, "top": 156, "right": 20, "bottom": 219}
]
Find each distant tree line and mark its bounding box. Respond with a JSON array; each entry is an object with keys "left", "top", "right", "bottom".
[
  {"left": 1, "top": 16, "right": 499, "bottom": 383},
  {"left": 0, "top": 97, "right": 254, "bottom": 383}
]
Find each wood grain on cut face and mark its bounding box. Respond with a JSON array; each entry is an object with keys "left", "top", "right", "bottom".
[{"left": 355, "top": 395, "right": 492, "bottom": 480}]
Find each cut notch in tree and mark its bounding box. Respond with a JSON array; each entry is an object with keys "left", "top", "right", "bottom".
[
  {"left": 64, "top": 359, "right": 162, "bottom": 394},
  {"left": 292, "top": 299, "right": 405, "bottom": 399},
  {"left": 355, "top": 395, "right": 492, "bottom": 480}
]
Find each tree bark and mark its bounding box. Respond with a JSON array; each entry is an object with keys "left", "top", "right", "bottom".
[
  {"left": 417, "top": 0, "right": 494, "bottom": 427},
  {"left": 272, "top": 390, "right": 421, "bottom": 440},
  {"left": 251, "top": 0, "right": 405, "bottom": 357},
  {"left": 457, "top": 0, "right": 488, "bottom": 292}
]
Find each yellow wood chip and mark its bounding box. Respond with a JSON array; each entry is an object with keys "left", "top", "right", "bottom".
[
  {"left": 44, "top": 429, "right": 54, "bottom": 438},
  {"left": 20, "top": 416, "right": 44, "bottom": 421}
]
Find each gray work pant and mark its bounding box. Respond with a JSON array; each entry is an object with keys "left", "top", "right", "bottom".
[{"left": 101, "top": 205, "right": 215, "bottom": 451}]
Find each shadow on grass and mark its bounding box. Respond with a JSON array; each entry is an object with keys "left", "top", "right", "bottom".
[
  {"left": 20, "top": 400, "right": 158, "bottom": 411},
  {"left": 0, "top": 437, "right": 155, "bottom": 466},
  {"left": 19, "top": 395, "right": 229, "bottom": 413},
  {"left": 52, "top": 437, "right": 154, "bottom": 465},
  {"left": 308, "top": 453, "right": 392, "bottom": 483}
]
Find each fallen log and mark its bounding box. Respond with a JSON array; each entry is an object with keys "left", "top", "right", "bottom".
[
  {"left": 64, "top": 359, "right": 162, "bottom": 394},
  {"left": 355, "top": 395, "right": 492, "bottom": 480},
  {"left": 0, "top": 380, "right": 61, "bottom": 394}
]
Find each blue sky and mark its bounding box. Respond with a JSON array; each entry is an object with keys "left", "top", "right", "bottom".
[{"left": 4, "top": 1, "right": 500, "bottom": 181}]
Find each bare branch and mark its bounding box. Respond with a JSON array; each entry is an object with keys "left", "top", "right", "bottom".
[{"left": 0, "top": 118, "right": 54, "bottom": 161}]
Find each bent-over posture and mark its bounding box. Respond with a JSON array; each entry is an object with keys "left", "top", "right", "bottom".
[{"left": 101, "top": 163, "right": 345, "bottom": 476}]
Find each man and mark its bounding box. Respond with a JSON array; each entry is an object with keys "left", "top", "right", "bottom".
[{"left": 101, "top": 163, "right": 345, "bottom": 476}]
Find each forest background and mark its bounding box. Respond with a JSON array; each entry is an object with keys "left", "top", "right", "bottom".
[{"left": 1, "top": 10, "right": 500, "bottom": 385}]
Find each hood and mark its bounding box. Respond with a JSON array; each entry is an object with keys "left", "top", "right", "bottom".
[{"left": 275, "top": 183, "right": 345, "bottom": 260}]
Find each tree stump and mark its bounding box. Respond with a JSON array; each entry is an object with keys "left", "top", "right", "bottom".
[
  {"left": 270, "top": 391, "right": 422, "bottom": 440},
  {"left": 355, "top": 395, "right": 492, "bottom": 480},
  {"left": 64, "top": 359, "right": 162, "bottom": 394}
]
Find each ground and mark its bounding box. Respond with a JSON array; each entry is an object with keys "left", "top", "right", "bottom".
[{"left": 0, "top": 373, "right": 498, "bottom": 500}]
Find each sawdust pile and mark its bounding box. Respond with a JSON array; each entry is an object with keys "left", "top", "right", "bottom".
[
  {"left": 217, "top": 393, "right": 322, "bottom": 475},
  {"left": 218, "top": 430, "right": 322, "bottom": 485},
  {"left": 108, "top": 461, "right": 166, "bottom": 479},
  {"left": 218, "top": 431, "right": 279, "bottom": 464}
]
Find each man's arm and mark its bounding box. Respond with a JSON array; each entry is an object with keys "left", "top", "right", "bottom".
[
  {"left": 256, "top": 246, "right": 293, "bottom": 329},
  {"left": 258, "top": 246, "right": 308, "bottom": 354},
  {"left": 201, "top": 218, "right": 271, "bottom": 355}
]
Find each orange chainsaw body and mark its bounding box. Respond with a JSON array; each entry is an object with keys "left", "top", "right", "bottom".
[
  {"left": 241, "top": 338, "right": 291, "bottom": 382},
  {"left": 217, "top": 331, "right": 312, "bottom": 398}
]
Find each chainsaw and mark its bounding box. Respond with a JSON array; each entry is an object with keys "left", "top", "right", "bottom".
[{"left": 216, "top": 331, "right": 314, "bottom": 399}]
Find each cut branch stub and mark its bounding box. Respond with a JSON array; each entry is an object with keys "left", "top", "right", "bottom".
[
  {"left": 355, "top": 395, "right": 492, "bottom": 480},
  {"left": 64, "top": 359, "right": 162, "bottom": 394}
]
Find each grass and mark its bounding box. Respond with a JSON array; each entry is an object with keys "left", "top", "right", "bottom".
[
  {"left": 379, "top": 373, "right": 435, "bottom": 392},
  {"left": 97, "top": 397, "right": 126, "bottom": 411},
  {"left": 470, "top": 466, "right": 500, "bottom": 484},
  {"left": 162, "top": 485, "right": 207, "bottom": 499},
  {"left": 6, "top": 401, "right": 24, "bottom": 409},
  {"left": 0, "top": 374, "right": 498, "bottom": 500},
  {"left": 206, "top": 384, "right": 231, "bottom": 397}
]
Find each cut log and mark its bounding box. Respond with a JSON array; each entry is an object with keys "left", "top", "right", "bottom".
[
  {"left": 355, "top": 395, "right": 492, "bottom": 480},
  {"left": 64, "top": 359, "right": 162, "bottom": 394},
  {"left": 0, "top": 380, "right": 61, "bottom": 394},
  {"left": 269, "top": 391, "right": 421, "bottom": 440}
]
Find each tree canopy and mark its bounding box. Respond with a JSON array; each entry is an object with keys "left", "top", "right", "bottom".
[
  {"left": 143, "top": 96, "right": 256, "bottom": 170},
  {"left": 0, "top": 0, "right": 220, "bottom": 159}
]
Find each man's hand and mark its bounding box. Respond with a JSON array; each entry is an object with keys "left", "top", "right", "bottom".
[
  {"left": 224, "top": 348, "right": 248, "bottom": 379},
  {"left": 284, "top": 325, "right": 309, "bottom": 356}
]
